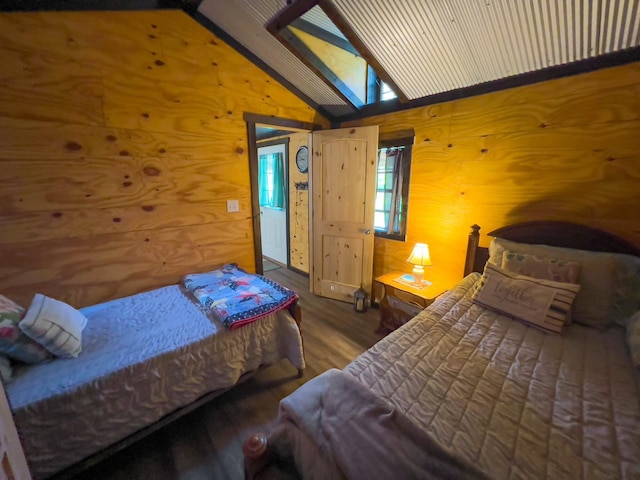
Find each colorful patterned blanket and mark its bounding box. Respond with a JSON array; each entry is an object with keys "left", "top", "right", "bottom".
[{"left": 182, "top": 264, "right": 298, "bottom": 330}]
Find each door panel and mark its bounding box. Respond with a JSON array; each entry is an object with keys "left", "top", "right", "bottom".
[
  {"left": 260, "top": 207, "right": 287, "bottom": 264},
  {"left": 311, "top": 126, "right": 378, "bottom": 302},
  {"left": 322, "top": 235, "right": 364, "bottom": 284},
  {"left": 321, "top": 140, "right": 367, "bottom": 223}
]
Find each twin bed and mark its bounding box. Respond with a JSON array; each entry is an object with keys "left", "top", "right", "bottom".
[
  {"left": 5, "top": 267, "right": 305, "bottom": 479},
  {"left": 245, "top": 221, "right": 640, "bottom": 480}
]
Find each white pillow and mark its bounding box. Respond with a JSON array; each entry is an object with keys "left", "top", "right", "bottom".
[
  {"left": 472, "top": 264, "right": 581, "bottom": 334},
  {"left": 19, "top": 294, "right": 87, "bottom": 358}
]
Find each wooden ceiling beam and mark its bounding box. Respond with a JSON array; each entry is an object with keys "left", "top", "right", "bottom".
[{"left": 265, "top": 0, "right": 319, "bottom": 35}]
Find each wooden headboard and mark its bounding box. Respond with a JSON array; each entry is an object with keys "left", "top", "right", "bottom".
[{"left": 463, "top": 221, "right": 640, "bottom": 276}]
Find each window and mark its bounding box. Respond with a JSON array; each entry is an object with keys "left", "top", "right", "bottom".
[
  {"left": 374, "top": 138, "right": 412, "bottom": 240},
  {"left": 367, "top": 72, "right": 398, "bottom": 104},
  {"left": 258, "top": 151, "right": 285, "bottom": 209},
  {"left": 379, "top": 81, "right": 397, "bottom": 102}
]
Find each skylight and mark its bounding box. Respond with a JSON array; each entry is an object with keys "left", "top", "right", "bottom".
[{"left": 267, "top": 1, "right": 402, "bottom": 109}]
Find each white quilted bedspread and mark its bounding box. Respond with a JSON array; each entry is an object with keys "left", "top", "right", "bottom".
[{"left": 345, "top": 273, "right": 640, "bottom": 480}]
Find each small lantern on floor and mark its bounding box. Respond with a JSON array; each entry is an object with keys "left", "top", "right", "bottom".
[{"left": 353, "top": 285, "right": 369, "bottom": 313}]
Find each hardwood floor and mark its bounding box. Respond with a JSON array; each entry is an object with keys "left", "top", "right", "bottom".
[{"left": 70, "top": 268, "right": 383, "bottom": 480}]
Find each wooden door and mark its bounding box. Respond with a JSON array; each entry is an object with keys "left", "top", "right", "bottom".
[{"left": 311, "top": 126, "right": 379, "bottom": 302}]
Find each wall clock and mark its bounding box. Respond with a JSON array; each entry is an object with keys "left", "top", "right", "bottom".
[{"left": 295, "top": 146, "right": 309, "bottom": 174}]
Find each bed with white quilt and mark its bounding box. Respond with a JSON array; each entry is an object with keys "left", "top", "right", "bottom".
[
  {"left": 244, "top": 221, "right": 640, "bottom": 480},
  {"left": 2, "top": 264, "right": 304, "bottom": 480}
]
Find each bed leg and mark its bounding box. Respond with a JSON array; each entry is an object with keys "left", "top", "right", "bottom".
[{"left": 243, "top": 433, "right": 270, "bottom": 479}]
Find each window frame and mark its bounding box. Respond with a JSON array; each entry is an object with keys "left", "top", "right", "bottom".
[{"left": 374, "top": 136, "right": 413, "bottom": 242}]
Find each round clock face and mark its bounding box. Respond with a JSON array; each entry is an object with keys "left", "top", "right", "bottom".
[{"left": 296, "top": 146, "right": 309, "bottom": 174}]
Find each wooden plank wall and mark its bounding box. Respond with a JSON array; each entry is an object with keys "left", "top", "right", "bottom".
[
  {"left": 343, "top": 62, "right": 640, "bottom": 293},
  {"left": 0, "top": 10, "right": 325, "bottom": 308}
]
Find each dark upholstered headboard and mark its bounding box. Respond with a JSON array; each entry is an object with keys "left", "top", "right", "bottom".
[{"left": 463, "top": 221, "right": 640, "bottom": 277}]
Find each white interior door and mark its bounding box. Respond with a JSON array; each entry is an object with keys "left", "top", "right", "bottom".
[
  {"left": 310, "top": 126, "right": 379, "bottom": 302},
  {"left": 258, "top": 144, "right": 288, "bottom": 265},
  {"left": 260, "top": 207, "right": 287, "bottom": 264}
]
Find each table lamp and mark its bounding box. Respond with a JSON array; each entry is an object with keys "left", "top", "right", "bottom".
[{"left": 407, "top": 243, "right": 432, "bottom": 285}]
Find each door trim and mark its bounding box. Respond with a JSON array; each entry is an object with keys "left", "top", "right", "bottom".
[{"left": 244, "top": 113, "right": 321, "bottom": 274}]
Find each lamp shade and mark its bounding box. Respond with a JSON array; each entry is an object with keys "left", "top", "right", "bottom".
[{"left": 407, "top": 243, "right": 432, "bottom": 266}]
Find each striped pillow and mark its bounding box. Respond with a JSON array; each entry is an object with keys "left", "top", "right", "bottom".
[
  {"left": 472, "top": 264, "right": 581, "bottom": 334},
  {"left": 19, "top": 294, "right": 87, "bottom": 358}
]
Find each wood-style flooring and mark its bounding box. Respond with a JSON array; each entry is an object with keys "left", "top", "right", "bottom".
[{"left": 70, "top": 268, "right": 383, "bottom": 480}]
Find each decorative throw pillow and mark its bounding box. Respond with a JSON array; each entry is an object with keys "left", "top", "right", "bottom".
[
  {"left": 489, "top": 237, "right": 617, "bottom": 329},
  {"left": 501, "top": 251, "right": 582, "bottom": 283},
  {"left": 627, "top": 311, "right": 640, "bottom": 368},
  {"left": 501, "top": 251, "right": 581, "bottom": 325},
  {"left": 0, "top": 356, "right": 12, "bottom": 384},
  {"left": 19, "top": 294, "right": 87, "bottom": 358},
  {"left": 472, "top": 264, "right": 581, "bottom": 334},
  {"left": 0, "top": 294, "right": 51, "bottom": 364}
]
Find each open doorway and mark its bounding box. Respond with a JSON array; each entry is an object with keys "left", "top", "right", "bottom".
[
  {"left": 257, "top": 140, "right": 288, "bottom": 268},
  {"left": 244, "top": 113, "right": 318, "bottom": 276}
]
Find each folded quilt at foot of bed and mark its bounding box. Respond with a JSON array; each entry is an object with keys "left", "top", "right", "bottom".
[
  {"left": 269, "top": 368, "right": 486, "bottom": 480},
  {"left": 182, "top": 264, "right": 298, "bottom": 329}
]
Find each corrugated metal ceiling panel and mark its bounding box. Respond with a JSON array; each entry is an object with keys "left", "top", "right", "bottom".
[
  {"left": 332, "top": 0, "right": 640, "bottom": 100},
  {"left": 198, "top": 0, "right": 352, "bottom": 109},
  {"left": 301, "top": 7, "right": 347, "bottom": 40}
]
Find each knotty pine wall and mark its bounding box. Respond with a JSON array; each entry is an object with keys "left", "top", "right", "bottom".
[
  {"left": 287, "top": 132, "right": 310, "bottom": 274},
  {"left": 344, "top": 62, "right": 640, "bottom": 294},
  {"left": 0, "top": 10, "right": 325, "bottom": 308}
]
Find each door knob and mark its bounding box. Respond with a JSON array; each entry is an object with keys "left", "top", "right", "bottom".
[{"left": 364, "top": 229, "right": 371, "bottom": 235}]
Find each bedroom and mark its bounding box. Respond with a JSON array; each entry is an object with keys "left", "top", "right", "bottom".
[{"left": 0, "top": 0, "right": 639, "bottom": 479}]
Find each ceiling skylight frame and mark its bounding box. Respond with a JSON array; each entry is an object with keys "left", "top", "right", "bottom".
[{"left": 266, "top": 0, "right": 408, "bottom": 109}]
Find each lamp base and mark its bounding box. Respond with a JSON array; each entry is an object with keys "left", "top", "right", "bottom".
[{"left": 412, "top": 265, "right": 424, "bottom": 285}]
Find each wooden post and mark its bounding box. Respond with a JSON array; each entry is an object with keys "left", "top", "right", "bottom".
[{"left": 463, "top": 224, "right": 481, "bottom": 277}]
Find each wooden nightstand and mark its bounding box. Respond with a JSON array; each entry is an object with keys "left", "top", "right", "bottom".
[{"left": 375, "top": 272, "right": 447, "bottom": 334}]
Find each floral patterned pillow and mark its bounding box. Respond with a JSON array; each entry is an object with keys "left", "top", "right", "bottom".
[
  {"left": 0, "top": 294, "right": 51, "bottom": 364},
  {"left": 502, "top": 251, "right": 582, "bottom": 283}
]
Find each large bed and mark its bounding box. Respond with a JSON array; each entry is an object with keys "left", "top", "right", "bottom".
[
  {"left": 5, "top": 270, "right": 305, "bottom": 480},
  {"left": 244, "top": 221, "right": 640, "bottom": 480}
]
